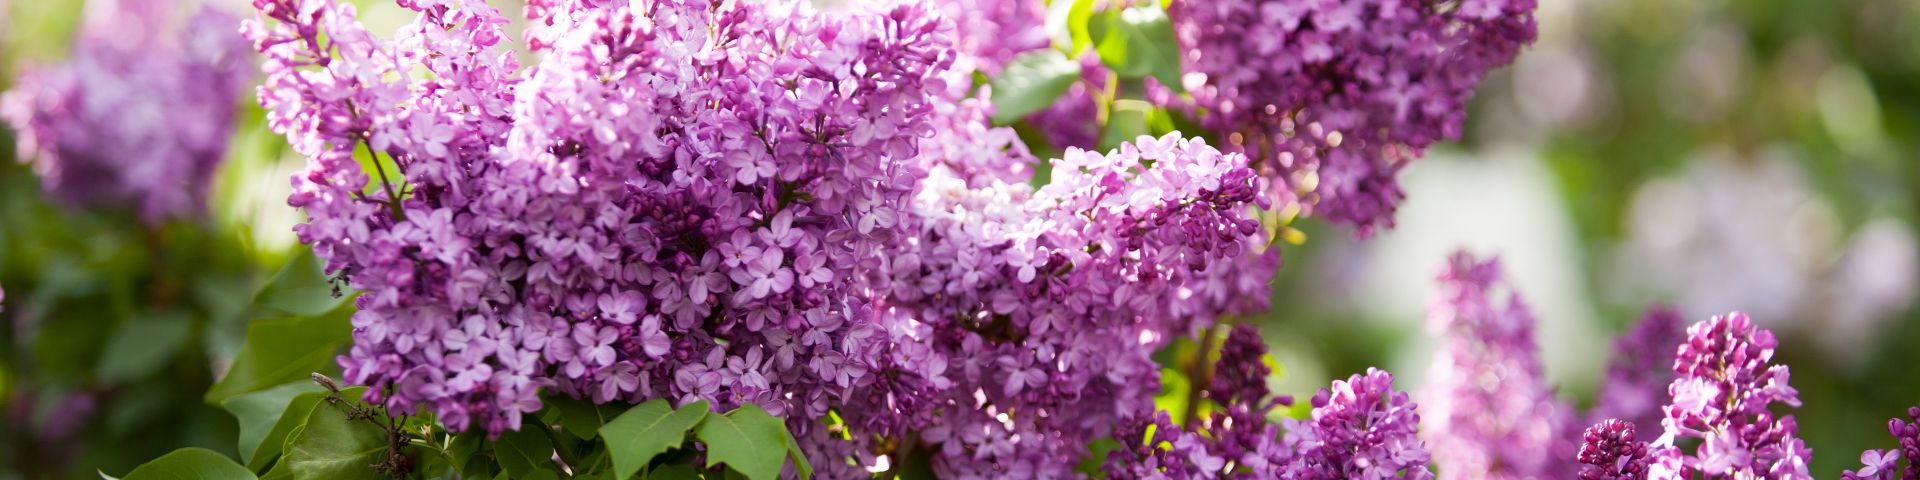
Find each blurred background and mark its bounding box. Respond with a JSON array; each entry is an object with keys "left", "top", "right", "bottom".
[
  {"left": 1257, "top": 0, "right": 1920, "bottom": 475},
  {"left": 1, "top": 0, "right": 1917, "bottom": 477}
]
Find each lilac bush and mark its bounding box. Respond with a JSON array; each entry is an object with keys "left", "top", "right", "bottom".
[
  {"left": 246, "top": 0, "right": 1280, "bottom": 474},
  {"left": 2, "top": 0, "right": 250, "bottom": 222},
  {"left": 23, "top": 0, "right": 1920, "bottom": 478}
]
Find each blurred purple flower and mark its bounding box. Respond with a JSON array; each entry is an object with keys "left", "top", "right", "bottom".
[
  {"left": 2, "top": 0, "right": 251, "bottom": 222},
  {"left": 1420, "top": 252, "right": 1577, "bottom": 478},
  {"left": 1590, "top": 306, "right": 1686, "bottom": 437}
]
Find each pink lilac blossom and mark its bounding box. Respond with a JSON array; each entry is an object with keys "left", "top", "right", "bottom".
[
  {"left": 2, "top": 0, "right": 251, "bottom": 223},
  {"left": 1843, "top": 405, "right": 1920, "bottom": 479},
  {"left": 1420, "top": 252, "right": 1576, "bottom": 479},
  {"left": 1590, "top": 306, "right": 1686, "bottom": 437},
  {"left": 1169, "top": 0, "right": 1536, "bottom": 235},
  {"left": 881, "top": 133, "right": 1275, "bottom": 477},
  {"left": 1649, "top": 312, "right": 1812, "bottom": 479},
  {"left": 1577, "top": 419, "right": 1652, "bottom": 480}
]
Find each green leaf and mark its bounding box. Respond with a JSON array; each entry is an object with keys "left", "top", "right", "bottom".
[
  {"left": 989, "top": 49, "right": 1084, "bottom": 125},
  {"left": 269, "top": 389, "right": 387, "bottom": 480},
  {"left": 547, "top": 394, "right": 633, "bottom": 439},
  {"left": 204, "top": 304, "right": 353, "bottom": 404},
  {"left": 448, "top": 430, "right": 498, "bottom": 478},
  {"left": 645, "top": 464, "right": 702, "bottom": 480},
  {"left": 601, "top": 399, "right": 709, "bottom": 480},
  {"left": 1152, "top": 367, "right": 1191, "bottom": 426},
  {"left": 1044, "top": 0, "right": 1097, "bottom": 56},
  {"left": 95, "top": 309, "right": 193, "bottom": 383},
  {"left": 1088, "top": 4, "right": 1185, "bottom": 94},
  {"left": 1097, "top": 102, "right": 1151, "bottom": 151},
  {"left": 122, "top": 448, "right": 256, "bottom": 480},
  {"left": 779, "top": 423, "right": 812, "bottom": 479},
  {"left": 220, "top": 382, "right": 324, "bottom": 467},
  {"left": 254, "top": 251, "right": 345, "bottom": 318},
  {"left": 1074, "top": 438, "right": 1123, "bottom": 476},
  {"left": 694, "top": 404, "right": 802, "bottom": 480},
  {"left": 494, "top": 421, "right": 558, "bottom": 477}
]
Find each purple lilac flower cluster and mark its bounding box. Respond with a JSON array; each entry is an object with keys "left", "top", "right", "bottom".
[
  {"left": 249, "top": 0, "right": 1283, "bottom": 475},
  {"left": 2, "top": 0, "right": 250, "bottom": 223},
  {"left": 881, "top": 134, "right": 1275, "bottom": 477},
  {"left": 1103, "top": 325, "right": 1432, "bottom": 479},
  {"left": 1169, "top": 0, "right": 1537, "bottom": 234},
  {"left": 1578, "top": 419, "right": 1652, "bottom": 480},
  {"left": 1279, "top": 368, "right": 1432, "bottom": 478},
  {"left": 1650, "top": 312, "right": 1813, "bottom": 478},
  {"left": 1844, "top": 405, "right": 1920, "bottom": 480},
  {"left": 1590, "top": 307, "right": 1686, "bottom": 437},
  {"left": 248, "top": 0, "right": 952, "bottom": 440},
  {"left": 1420, "top": 252, "right": 1577, "bottom": 478}
]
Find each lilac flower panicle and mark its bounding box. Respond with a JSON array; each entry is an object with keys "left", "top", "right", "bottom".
[
  {"left": 249, "top": 0, "right": 1284, "bottom": 474},
  {"left": 1578, "top": 419, "right": 1651, "bottom": 480},
  {"left": 1591, "top": 306, "right": 1686, "bottom": 436},
  {"left": 1281, "top": 368, "right": 1433, "bottom": 479},
  {"left": 1197, "top": 325, "right": 1293, "bottom": 478},
  {"left": 1420, "top": 252, "right": 1577, "bottom": 478},
  {"left": 2, "top": 0, "right": 251, "bottom": 222},
  {"left": 1656, "top": 312, "right": 1812, "bottom": 479},
  {"left": 889, "top": 133, "right": 1274, "bottom": 477},
  {"left": 251, "top": 0, "right": 951, "bottom": 457},
  {"left": 1843, "top": 405, "right": 1920, "bottom": 480},
  {"left": 1170, "top": 0, "right": 1537, "bottom": 234}
]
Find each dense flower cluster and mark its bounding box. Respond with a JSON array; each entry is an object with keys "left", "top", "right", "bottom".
[
  {"left": 1650, "top": 312, "right": 1812, "bottom": 478},
  {"left": 1, "top": 0, "right": 250, "bottom": 222},
  {"left": 1577, "top": 419, "right": 1652, "bottom": 480},
  {"left": 249, "top": 0, "right": 953, "bottom": 439},
  {"left": 249, "top": 0, "right": 1280, "bottom": 475},
  {"left": 1169, "top": 0, "right": 1537, "bottom": 234},
  {"left": 1103, "top": 325, "right": 1431, "bottom": 479},
  {"left": 1844, "top": 405, "right": 1920, "bottom": 480},
  {"left": 1280, "top": 368, "right": 1432, "bottom": 478},
  {"left": 1590, "top": 307, "right": 1685, "bottom": 436},
  {"left": 882, "top": 134, "right": 1275, "bottom": 476},
  {"left": 1420, "top": 252, "right": 1576, "bottom": 478}
]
